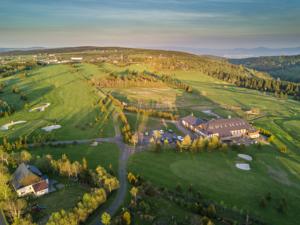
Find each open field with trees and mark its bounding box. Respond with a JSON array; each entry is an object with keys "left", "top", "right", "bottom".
[
  {"left": 1, "top": 47, "right": 300, "bottom": 225},
  {"left": 129, "top": 147, "right": 300, "bottom": 225},
  {"left": 0, "top": 64, "right": 115, "bottom": 142},
  {"left": 29, "top": 143, "right": 120, "bottom": 173}
]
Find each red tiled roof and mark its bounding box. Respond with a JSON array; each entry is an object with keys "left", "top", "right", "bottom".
[{"left": 32, "top": 180, "right": 48, "bottom": 193}]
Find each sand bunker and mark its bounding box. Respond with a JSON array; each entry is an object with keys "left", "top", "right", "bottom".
[
  {"left": 202, "top": 109, "right": 221, "bottom": 118},
  {"left": 238, "top": 154, "right": 253, "bottom": 161},
  {"left": 42, "top": 125, "right": 61, "bottom": 132},
  {"left": 29, "top": 103, "right": 51, "bottom": 112},
  {"left": 236, "top": 163, "right": 251, "bottom": 171},
  {"left": 1, "top": 121, "right": 27, "bottom": 131}
]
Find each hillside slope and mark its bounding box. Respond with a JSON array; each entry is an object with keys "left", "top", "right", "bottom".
[{"left": 230, "top": 55, "right": 300, "bottom": 82}]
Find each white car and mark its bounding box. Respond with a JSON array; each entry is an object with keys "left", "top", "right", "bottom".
[
  {"left": 159, "top": 130, "right": 164, "bottom": 134},
  {"left": 177, "top": 136, "right": 184, "bottom": 142}
]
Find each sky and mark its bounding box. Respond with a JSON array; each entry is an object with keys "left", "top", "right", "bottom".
[{"left": 0, "top": 0, "right": 300, "bottom": 49}]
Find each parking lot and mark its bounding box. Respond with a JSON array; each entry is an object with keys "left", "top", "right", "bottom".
[{"left": 138, "top": 128, "right": 185, "bottom": 145}]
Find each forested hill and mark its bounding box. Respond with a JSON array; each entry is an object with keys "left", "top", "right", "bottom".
[{"left": 230, "top": 55, "right": 300, "bottom": 83}]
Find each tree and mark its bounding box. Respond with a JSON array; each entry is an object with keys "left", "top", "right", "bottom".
[
  {"left": 101, "top": 212, "right": 111, "bottom": 225},
  {"left": 0, "top": 165, "right": 13, "bottom": 201},
  {"left": 3, "top": 198, "right": 27, "bottom": 221},
  {"left": 19, "top": 150, "right": 32, "bottom": 163},
  {"left": 206, "top": 204, "right": 216, "bottom": 218},
  {"left": 131, "top": 133, "right": 139, "bottom": 146},
  {"left": 201, "top": 216, "right": 214, "bottom": 225},
  {"left": 130, "top": 187, "right": 138, "bottom": 203},
  {"left": 127, "top": 172, "right": 137, "bottom": 185},
  {"left": 279, "top": 146, "right": 288, "bottom": 153},
  {"left": 152, "top": 130, "right": 161, "bottom": 141},
  {"left": 180, "top": 135, "right": 192, "bottom": 151},
  {"left": 12, "top": 216, "right": 36, "bottom": 225},
  {"left": 0, "top": 149, "right": 10, "bottom": 165},
  {"left": 122, "top": 211, "right": 131, "bottom": 225}
]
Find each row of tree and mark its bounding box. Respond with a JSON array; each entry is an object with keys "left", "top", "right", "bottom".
[
  {"left": 258, "top": 128, "right": 288, "bottom": 153},
  {"left": 0, "top": 60, "right": 37, "bottom": 78},
  {"left": 105, "top": 94, "right": 138, "bottom": 145},
  {"left": 47, "top": 188, "right": 107, "bottom": 225},
  {"left": 1, "top": 136, "right": 28, "bottom": 152},
  {"left": 35, "top": 154, "right": 119, "bottom": 191},
  {"left": 205, "top": 68, "right": 300, "bottom": 99},
  {"left": 90, "top": 70, "right": 166, "bottom": 88},
  {"left": 145, "top": 71, "right": 193, "bottom": 92},
  {"left": 124, "top": 105, "right": 177, "bottom": 121},
  {"left": 150, "top": 134, "right": 227, "bottom": 153}
]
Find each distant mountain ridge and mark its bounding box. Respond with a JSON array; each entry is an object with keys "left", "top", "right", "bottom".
[
  {"left": 0, "top": 47, "right": 45, "bottom": 53},
  {"left": 1, "top": 46, "right": 300, "bottom": 58},
  {"left": 166, "top": 46, "right": 300, "bottom": 58}
]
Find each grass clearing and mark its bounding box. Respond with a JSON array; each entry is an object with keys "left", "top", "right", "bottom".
[
  {"left": 0, "top": 64, "right": 115, "bottom": 142},
  {"left": 29, "top": 143, "right": 120, "bottom": 172},
  {"left": 31, "top": 178, "right": 88, "bottom": 223},
  {"left": 129, "top": 148, "right": 300, "bottom": 225}
]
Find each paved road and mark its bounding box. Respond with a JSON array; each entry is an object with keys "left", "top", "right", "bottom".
[
  {"left": 26, "top": 114, "right": 183, "bottom": 224},
  {"left": 28, "top": 137, "right": 116, "bottom": 148},
  {"left": 0, "top": 210, "right": 8, "bottom": 225},
  {"left": 92, "top": 114, "right": 136, "bottom": 225}
]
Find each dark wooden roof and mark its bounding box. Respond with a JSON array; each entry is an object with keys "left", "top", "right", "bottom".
[{"left": 199, "top": 118, "right": 256, "bottom": 137}]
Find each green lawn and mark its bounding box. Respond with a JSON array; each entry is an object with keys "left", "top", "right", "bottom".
[
  {"left": 0, "top": 64, "right": 115, "bottom": 142},
  {"left": 31, "top": 179, "right": 88, "bottom": 223},
  {"left": 129, "top": 147, "right": 300, "bottom": 225},
  {"left": 29, "top": 143, "right": 120, "bottom": 172}
]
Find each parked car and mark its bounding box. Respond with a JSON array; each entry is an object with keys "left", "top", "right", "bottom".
[
  {"left": 168, "top": 129, "right": 174, "bottom": 133},
  {"left": 144, "top": 131, "right": 149, "bottom": 136},
  {"left": 159, "top": 129, "right": 164, "bottom": 134},
  {"left": 177, "top": 136, "right": 184, "bottom": 142}
]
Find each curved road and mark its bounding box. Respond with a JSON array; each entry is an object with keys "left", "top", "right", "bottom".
[{"left": 27, "top": 114, "right": 162, "bottom": 225}]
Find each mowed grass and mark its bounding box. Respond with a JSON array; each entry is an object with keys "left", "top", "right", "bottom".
[
  {"left": 0, "top": 64, "right": 115, "bottom": 142},
  {"left": 129, "top": 148, "right": 300, "bottom": 225},
  {"left": 125, "top": 112, "right": 183, "bottom": 135},
  {"left": 31, "top": 179, "right": 88, "bottom": 223},
  {"left": 282, "top": 120, "right": 300, "bottom": 140},
  {"left": 29, "top": 143, "right": 120, "bottom": 172},
  {"left": 113, "top": 87, "right": 179, "bottom": 109}
]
